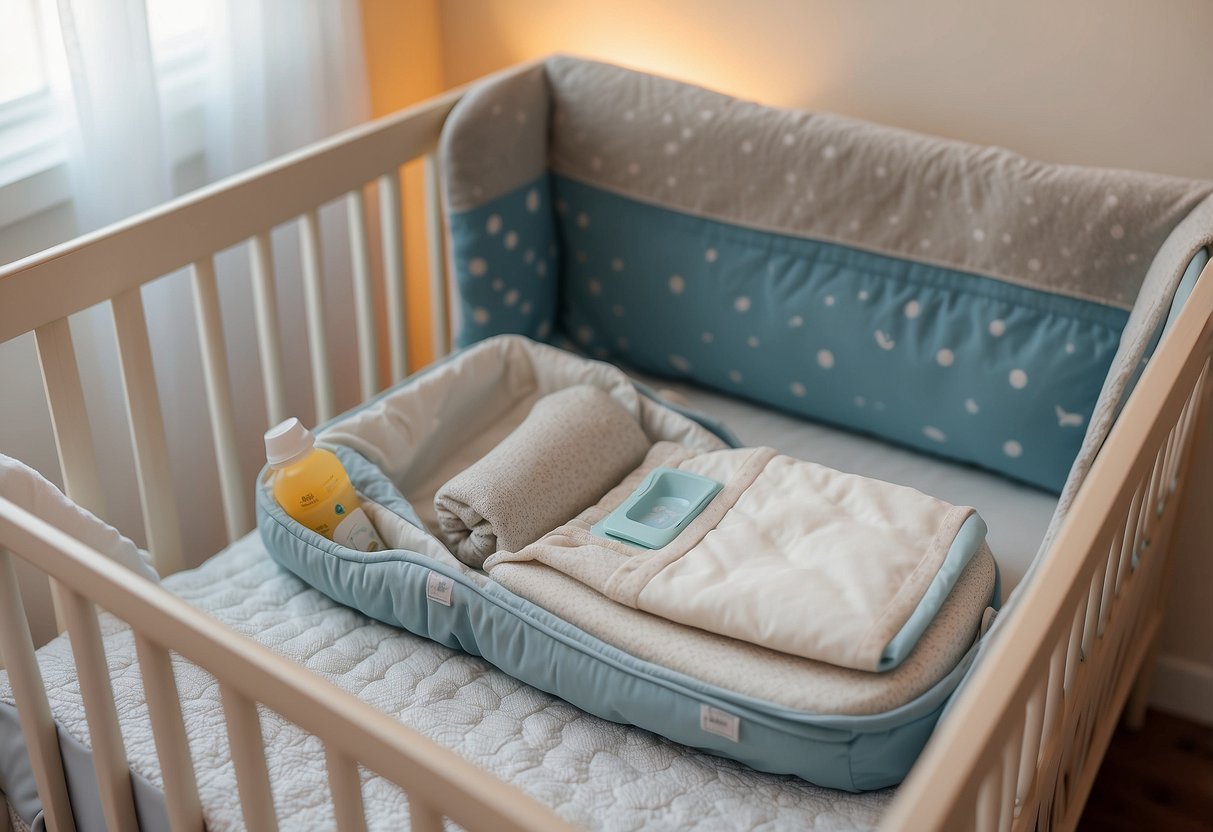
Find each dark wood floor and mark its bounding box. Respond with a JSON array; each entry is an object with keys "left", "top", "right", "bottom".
[{"left": 1079, "top": 709, "right": 1213, "bottom": 831}]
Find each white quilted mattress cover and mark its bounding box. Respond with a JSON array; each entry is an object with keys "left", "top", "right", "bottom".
[{"left": 2, "top": 532, "right": 894, "bottom": 831}]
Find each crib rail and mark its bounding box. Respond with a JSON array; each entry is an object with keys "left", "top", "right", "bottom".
[
  {"left": 0, "top": 80, "right": 461, "bottom": 571},
  {"left": 0, "top": 497, "right": 573, "bottom": 832},
  {"left": 884, "top": 257, "right": 1213, "bottom": 831},
  {"left": 0, "top": 59, "right": 541, "bottom": 577}
]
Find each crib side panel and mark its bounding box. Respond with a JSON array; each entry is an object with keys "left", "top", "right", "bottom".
[{"left": 884, "top": 259, "right": 1213, "bottom": 831}]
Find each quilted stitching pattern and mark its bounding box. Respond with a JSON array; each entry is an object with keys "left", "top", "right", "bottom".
[{"left": 1, "top": 535, "right": 893, "bottom": 830}]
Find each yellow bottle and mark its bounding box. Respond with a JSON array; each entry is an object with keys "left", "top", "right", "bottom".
[{"left": 264, "top": 418, "right": 384, "bottom": 552}]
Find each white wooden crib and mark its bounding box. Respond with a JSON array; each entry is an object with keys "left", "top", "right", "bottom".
[{"left": 1, "top": 58, "right": 1210, "bottom": 832}]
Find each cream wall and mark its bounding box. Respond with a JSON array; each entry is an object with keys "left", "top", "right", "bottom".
[{"left": 435, "top": 0, "right": 1213, "bottom": 721}]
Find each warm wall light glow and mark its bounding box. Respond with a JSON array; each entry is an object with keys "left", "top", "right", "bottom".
[
  {"left": 464, "top": 0, "right": 834, "bottom": 110},
  {"left": 361, "top": 0, "right": 445, "bottom": 371}
]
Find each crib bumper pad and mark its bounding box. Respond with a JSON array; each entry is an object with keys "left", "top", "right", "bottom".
[
  {"left": 440, "top": 56, "right": 1213, "bottom": 498},
  {"left": 256, "top": 335, "right": 1001, "bottom": 791},
  {"left": 485, "top": 441, "right": 988, "bottom": 672}
]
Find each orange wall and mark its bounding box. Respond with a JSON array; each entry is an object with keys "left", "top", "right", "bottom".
[{"left": 360, "top": 0, "right": 447, "bottom": 370}]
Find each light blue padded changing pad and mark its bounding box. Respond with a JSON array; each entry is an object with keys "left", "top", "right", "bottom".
[{"left": 257, "top": 335, "right": 1000, "bottom": 791}]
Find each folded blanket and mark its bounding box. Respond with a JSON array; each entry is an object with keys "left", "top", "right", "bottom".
[
  {"left": 434, "top": 385, "right": 651, "bottom": 567},
  {"left": 486, "top": 442, "right": 990, "bottom": 672}
]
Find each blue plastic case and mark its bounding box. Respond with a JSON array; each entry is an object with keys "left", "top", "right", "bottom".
[{"left": 592, "top": 467, "right": 722, "bottom": 549}]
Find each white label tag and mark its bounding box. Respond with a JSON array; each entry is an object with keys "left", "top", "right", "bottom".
[
  {"left": 425, "top": 571, "right": 454, "bottom": 607},
  {"left": 699, "top": 705, "right": 740, "bottom": 743}
]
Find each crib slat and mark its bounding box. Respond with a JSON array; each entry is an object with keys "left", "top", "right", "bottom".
[
  {"left": 1129, "top": 465, "right": 1155, "bottom": 575},
  {"left": 111, "top": 288, "right": 186, "bottom": 575},
  {"left": 1000, "top": 721, "right": 1023, "bottom": 832},
  {"left": 1166, "top": 392, "right": 1195, "bottom": 489},
  {"left": 1139, "top": 446, "right": 1165, "bottom": 542},
  {"left": 1115, "top": 483, "right": 1144, "bottom": 595},
  {"left": 191, "top": 257, "right": 252, "bottom": 542},
  {"left": 1063, "top": 597, "right": 1086, "bottom": 692},
  {"left": 1042, "top": 634, "right": 1066, "bottom": 751},
  {"left": 1017, "top": 680, "right": 1045, "bottom": 808},
  {"left": 300, "top": 210, "right": 336, "bottom": 423},
  {"left": 424, "top": 153, "right": 450, "bottom": 359},
  {"left": 325, "top": 747, "right": 368, "bottom": 832},
  {"left": 408, "top": 796, "right": 444, "bottom": 832},
  {"left": 1168, "top": 365, "right": 1206, "bottom": 491},
  {"left": 250, "top": 232, "right": 289, "bottom": 427},
  {"left": 346, "top": 189, "right": 380, "bottom": 400},
  {"left": 59, "top": 586, "right": 139, "bottom": 832},
  {"left": 134, "top": 635, "right": 204, "bottom": 832},
  {"left": 1081, "top": 554, "right": 1106, "bottom": 658},
  {"left": 0, "top": 549, "right": 76, "bottom": 832},
  {"left": 1175, "top": 366, "right": 1207, "bottom": 478},
  {"left": 1158, "top": 419, "right": 1180, "bottom": 507},
  {"left": 34, "top": 317, "right": 106, "bottom": 517},
  {"left": 1098, "top": 528, "right": 1124, "bottom": 637},
  {"left": 975, "top": 760, "right": 1002, "bottom": 832},
  {"left": 220, "top": 684, "right": 279, "bottom": 832},
  {"left": 379, "top": 171, "right": 408, "bottom": 381}
]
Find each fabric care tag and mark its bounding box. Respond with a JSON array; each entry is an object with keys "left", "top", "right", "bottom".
[
  {"left": 699, "top": 705, "right": 741, "bottom": 743},
  {"left": 426, "top": 571, "right": 454, "bottom": 607}
]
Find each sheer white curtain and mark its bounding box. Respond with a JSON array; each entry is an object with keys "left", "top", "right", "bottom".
[
  {"left": 55, "top": 0, "right": 171, "bottom": 229},
  {"left": 51, "top": 0, "right": 369, "bottom": 230},
  {"left": 40, "top": 0, "right": 370, "bottom": 569},
  {"left": 205, "top": 0, "right": 369, "bottom": 179}
]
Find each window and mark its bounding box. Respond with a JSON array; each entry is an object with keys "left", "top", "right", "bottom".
[
  {"left": 0, "top": 0, "right": 48, "bottom": 107},
  {"left": 0, "top": 0, "right": 214, "bottom": 227},
  {"left": 0, "top": 0, "right": 64, "bottom": 191}
]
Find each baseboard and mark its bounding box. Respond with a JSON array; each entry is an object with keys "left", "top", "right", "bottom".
[{"left": 1149, "top": 654, "right": 1213, "bottom": 725}]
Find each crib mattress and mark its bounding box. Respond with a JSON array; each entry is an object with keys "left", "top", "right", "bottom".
[{"left": 0, "top": 531, "right": 896, "bottom": 832}]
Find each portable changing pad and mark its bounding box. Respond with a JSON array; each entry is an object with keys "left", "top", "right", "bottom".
[
  {"left": 488, "top": 441, "right": 993, "bottom": 673},
  {"left": 256, "top": 334, "right": 1001, "bottom": 791}
]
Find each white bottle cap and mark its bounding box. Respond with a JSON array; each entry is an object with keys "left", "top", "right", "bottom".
[{"left": 264, "top": 418, "right": 315, "bottom": 468}]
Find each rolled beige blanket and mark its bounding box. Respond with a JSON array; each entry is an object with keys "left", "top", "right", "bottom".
[{"left": 434, "top": 385, "right": 652, "bottom": 567}]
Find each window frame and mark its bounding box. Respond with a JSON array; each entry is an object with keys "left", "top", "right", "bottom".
[{"left": 0, "top": 18, "right": 213, "bottom": 233}]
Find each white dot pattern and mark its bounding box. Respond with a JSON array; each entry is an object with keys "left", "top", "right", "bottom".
[{"left": 451, "top": 163, "right": 1121, "bottom": 494}]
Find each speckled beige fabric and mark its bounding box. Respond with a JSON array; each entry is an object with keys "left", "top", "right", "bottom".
[
  {"left": 490, "top": 543, "right": 995, "bottom": 715},
  {"left": 7, "top": 800, "right": 29, "bottom": 832},
  {"left": 433, "top": 384, "right": 651, "bottom": 567}
]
